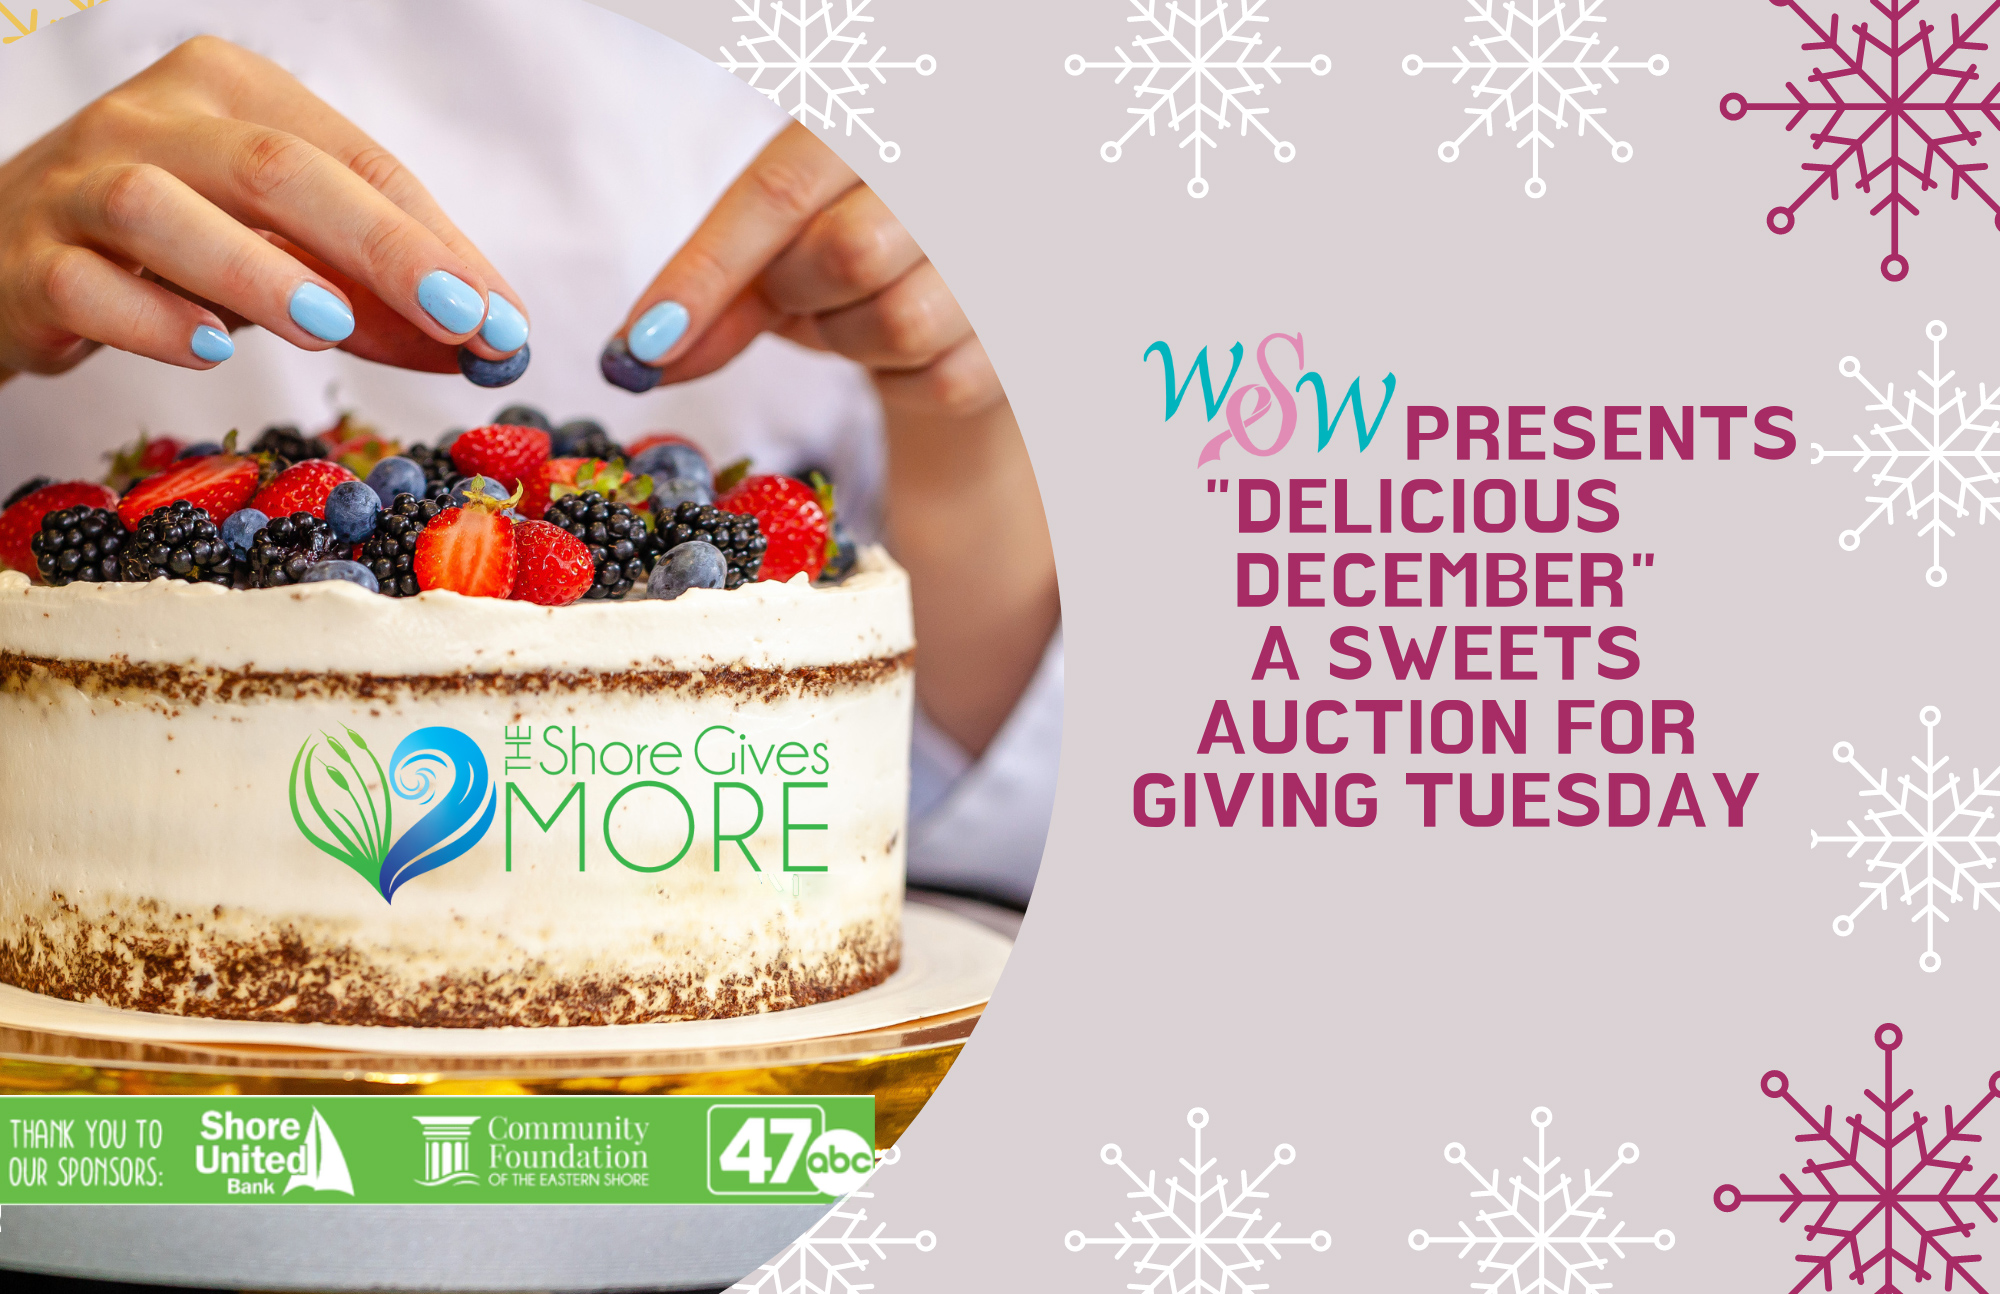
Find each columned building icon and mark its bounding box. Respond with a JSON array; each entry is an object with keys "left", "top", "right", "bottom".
[{"left": 413, "top": 1115, "right": 481, "bottom": 1186}]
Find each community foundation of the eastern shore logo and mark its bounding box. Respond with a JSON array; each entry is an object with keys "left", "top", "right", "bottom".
[{"left": 288, "top": 722, "right": 841, "bottom": 898}]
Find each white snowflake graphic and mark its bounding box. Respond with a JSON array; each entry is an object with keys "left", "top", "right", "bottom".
[
  {"left": 728, "top": 1145, "right": 935, "bottom": 1294},
  {"left": 1812, "top": 320, "right": 2000, "bottom": 589},
  {"left": 1064, "top": 2, "right": 1332, "bottom": 199},
  {"left": 718, "top": 1, "right": 937, "bottom": 162},
  {"left": 1402, "top": 1, "right": 1669, "bottom": 199},
  {"left": 1410, "top": 1106, "right": 1674, "bottom": 1294},
  {"left": 1814, "top": 706, "right": 2000, "bottom": 975},
  {"left": 1064, "top": 1107, "right": 1330, "bottom": 1294}
]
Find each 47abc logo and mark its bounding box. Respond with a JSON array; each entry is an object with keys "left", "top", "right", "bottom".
[{"left": 708, "top": 1104, "right": 873, "bottom": 1197}]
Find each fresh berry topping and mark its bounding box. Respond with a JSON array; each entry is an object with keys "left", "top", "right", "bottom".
[
  {"left": 249, "top": 459, "right": 358, "bottom": 520},
  {"left": 249, "top": 424, "right": 326, "bottom": 466},
  {"left": 324, "top": 480, "right": 382, "bottom": 544},
  {"left": 492, "top": 404, "right": 554, "bottom": 433},
  {"left": 551, "top": 419, "right": 619, "bottom": 460},
  {"left": 460, "top": 344, "right": 532, "bottom": 388},
  {"left": 522, "top": 458, "right": 587, "bottom": 522},
  {"left": 509, "top": 520, "right": 595, "bottom": 607},
  {"left": 365, "top": 456, "right": 427, "bottom": 508},
  {"left": 628, "top": 440, "right": 709, "bottom": 485},
  {"left": 404, "top": 443, "right": 463, "bottom": 497},
  {"left": 449, "top": 423, "right": 550, "bottom": 492},
  {"left": 414, "top": 497, "right": 518, "bottom": 597},
  {"left": 655, "top": 501, "right": 765, "bottom": 591},
  {"left": 30, "top": 506, "right": 126, "bottom": 585},
  {"left": 716, "top": 474, "right": 828, "bottom": 583},
  {"left": 526, "top": 457, "right": 644, "bottom": 522},
  {"left": 450, "top": 476, "right": 513, "bottom": 508},
  {"left": 359, "top": 492, "right": 449, "bottom": 597},
  {"left": 822, "top": 516, "right": 858, "bottom": 583},
  {"left": 103, "top": 433, "right": 187, "bottom": 493},
  {"left": 544, "top": 491, "right": 657, "bottom": 599},
  {"left": 176, "top": 442, "right": 224, "bottom": 460},
  {"left": 301, "top": 559, "right": 379, "bottom": 593},
  {"left": 600, "top": 336, "right": 661, "bottom": 393},
  {"left": 5, "top": 477, "right": 52, "bottom": 511},
  {"left": 220, "top": 508, "right": 269, "bottom": 556},
  {"left": 117, "top": 455, "right": 259, "bottom": 532},
  {"left": 649, "top": 540, "right": 727, "bottom": 601},
  {"left": 652, "top": 476, "right": 714, "bottom": 511},
  {"left": 1, "top": 481, "right": 119, "bottom": 576},
  {"left": 247, "top": 512, "right": 338, "bottom": 588},
  {"left": 628, "top": 432, "right": 708, "bottom": 464},
  {"left": 121, "top": 501, "right": 238, "bottom": 586}
]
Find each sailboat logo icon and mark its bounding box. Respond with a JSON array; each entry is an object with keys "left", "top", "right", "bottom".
[{"left": 283, "top": 1109, "right": 355, "bottom": 1196}]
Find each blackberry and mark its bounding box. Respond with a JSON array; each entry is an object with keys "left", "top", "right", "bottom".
[
  {"left": 121, "top": 500, "right": 237, "bottom": 586},
  {"left": 250, "top": 424, "right": 325, "bottom": 466},
  {"left": 247, "top": 512, "right": 338, "bottom": 588},
  {"left": 654, "top": 501, "right": 765, "bottom": 590},
  {"left": 358, "top": 492, "right": 448, "bottom": 597},
  {"left": 546, "top": 491, "right": 658, "bottom": 599},
  {"left": 30, "top": 506, "right": 126, "bottom": 585},
  {"left": 5, "top": 476, "right": 51, "bottom": 510},
  {"left": 552, "top": 419, "right": 620, "bottom": 461},
  {"left": 405, "top": 443, "right": 464, "bottom": 497}
]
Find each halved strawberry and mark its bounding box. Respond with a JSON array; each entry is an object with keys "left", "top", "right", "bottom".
[
  {"left": 0, "top": 481, "right": 119, "bottom": 577},
  {"left": 250, "top": 460, "right": 358, "bottom": 520},
  {"left": 414, "top": 497, "right": 518, "bottom": 597},
  {"left": 717, "top": 474, "right": 829, "bottom": 583},
  {"left": 450, "top": 424, "right": 550, "bottom": 492},
  {"left": 117, "top": 455, "right": 259, "bottom": 531},
  {"left": 509, "top": 520, "right": 594, "bottom": 606}
]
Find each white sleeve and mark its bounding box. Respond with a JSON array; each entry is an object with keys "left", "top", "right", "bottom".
[{"left": 905, "top": 627, "right": 1063, "bottom": 908}]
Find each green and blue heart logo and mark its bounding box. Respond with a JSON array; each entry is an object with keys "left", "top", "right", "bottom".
[{"left": 288, "top": 726, "right": 497, "bottom": 902}]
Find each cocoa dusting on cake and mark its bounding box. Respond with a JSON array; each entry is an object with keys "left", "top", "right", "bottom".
[
  {"left": 0, "top": 648, "right": 913, "bottom": 709},
  {"left": 0, "top": 892, "right": 900, "bottom": 1027}
]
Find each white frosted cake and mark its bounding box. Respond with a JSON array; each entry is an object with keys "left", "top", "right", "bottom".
[{"left": 0, "top": 550, "right": 913, "bottom": 1027}]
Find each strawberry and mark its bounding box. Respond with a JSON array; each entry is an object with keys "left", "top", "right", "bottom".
[
  {"left": 449, "top": 424, "right": 550, "bottom": 492},
  {"left": 414, "top": 492, "right": 519, "bottom": 597},
  {"left": 117, "top": 454, "right": 259, "bottom": 531},
  {"left": 0, "top": 481, "right": 119, "bottom": 577},
  {"left": 717, "top": 474, "right": 829, "bottom": 584},
  {"left": 315, "top": 412, "right": 400, "bottom": 478},
  {"left": 250, "top": 460, "right": 358, "bottom": 520},
  {"left": 522, "top": 458, "right": 587, "bottom": 522},
  {"left": 103, "top": 433, "right": 187, "bottom": 492},
  {"left": 508, "top": 520, "right": 594, "bottom": 606}
]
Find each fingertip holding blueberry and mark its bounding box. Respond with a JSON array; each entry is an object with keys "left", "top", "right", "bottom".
[
  {"left": 459, "top": 343, "right": 531, "bottom": 388},
  {"left": 220, "top": 508, "right": 270, "bottom": 557},
  {"left": 365, "top": 456, "right": 427, "bottom": 508},
  {"left": 176, "top": 442, "right": 224, "bottom": 461},
  {"left": 651, "top": 476, "right": 714, "bottom": 511},
  {"left": 600, "top": 336, "right": 661, "bottom": 393},
  {"left": 649, "top": 540, "right": 727, "bottom": 600},
  {"left": 325, "top": 480, "right": 383, "bottom": 544},
  {"left": 301, "top": 559, "right": 380, "bottom": 594}
]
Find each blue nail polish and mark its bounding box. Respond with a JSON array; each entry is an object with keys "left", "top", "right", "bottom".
[
  {"left": 480, "top": 293, "right": 529, "bottom": 353},
  {"left": 190, "top": 326, "right": 234, "bottom": 363},
  {"left": 418, "top": 270, "right": 486, "bottom": 335},
  {"left": 289, "top": 283, "right": 355, "bottom": 343},
  {"left": 627, "top": 300, "right": 689, "bottom": 363}
]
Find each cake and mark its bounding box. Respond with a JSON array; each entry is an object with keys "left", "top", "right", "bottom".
[{"left": 0, "top": 421, "right": 913, "bottom": 1028}]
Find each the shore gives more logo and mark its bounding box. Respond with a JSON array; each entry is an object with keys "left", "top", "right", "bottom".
[{"left": 289, "top": 726, "right": 498, "bottom": 902}]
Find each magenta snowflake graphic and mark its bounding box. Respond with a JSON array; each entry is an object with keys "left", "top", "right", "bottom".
[
  {"left": 1721, "top": 2, "right": 2000, "bottom": 283},
  {"left": 1715, "top": 1023, "right": 2000, "bottom": 1294}
]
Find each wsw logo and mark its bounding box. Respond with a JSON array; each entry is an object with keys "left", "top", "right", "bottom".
[
  {"left": 289, "top": 726, "right": 497, "bottom": 902},
  {"left": 1145, "top": 332, "right": 1397, "bottom": 466}
]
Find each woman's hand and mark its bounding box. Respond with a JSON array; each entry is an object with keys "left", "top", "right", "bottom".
[
  {"left": 0, "top": 36, "right": 527, "bottom": 382},
  {"left": 609, "top": 123, "right": 1056, "bottom": 757}
]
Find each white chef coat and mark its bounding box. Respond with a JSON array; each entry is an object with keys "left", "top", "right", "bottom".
[{"left": 0, "top": 0, "right": 1057, "bottom": 906}]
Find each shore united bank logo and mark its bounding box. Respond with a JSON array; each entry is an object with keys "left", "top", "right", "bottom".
[
  {"left": 289, "top": 726, "right": 497, "bottom": 902},
  {"left": 413, "top": 1116, "right": 481, "bottom": 1186}
]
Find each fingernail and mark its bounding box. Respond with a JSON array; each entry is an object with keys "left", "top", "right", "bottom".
[
  {"left": 289, "top": 283, "right": 355, "bottom": 343},
  {"left": 627, "top": 300, "right": 689, "bottom": 363},
  {"left": 481, "top": 293, "right": 529, "bottom": 353},
  {"left": 418, "top": 270, "right": 486, "bottom": 335},
  {"left": 600, "top": 336, "right": 661, "bottom": 393},
  {"left": 190, "top": 325, "right": 234, "bottom": 363}
]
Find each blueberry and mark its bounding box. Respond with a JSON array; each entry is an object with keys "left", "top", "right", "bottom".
[
  {"left": 459, "top": 343, "right": 531, "bottom": 388},
  {"left": 648, "top": 540, "right": 727, "bottom": 600},
  {"left": 449, "top": 475, "right": 510, "bottom": 507},
  {"left": 325, "top": 480, "right": 382, "bottom": 544},
  {"left": 220, "top": 508, "right": 269, "bottom": 556},
  {"left": 493, "top": 404, "right": 553, "bottom": 432},
  {"left": 822, "top": 518, "right": 858, "bottom": 582},
  {"left": 365, "top": 455, "right": 427, "bottom": 508},
  {"left": 301, "top": 559, "right": 380, "bottom": 593},
  {"left": 550, "top": 418, "right": 610, "bottom": 456},
  {"left": 651, "top": 476, "right": 714, "bottom": 511},
  {"left": 600, "top": 336, "right": 661, "bottom": 393},
  {"left": 176, "top": 442, "right": 224, "bottom": 460},
  {"left": 630, "top": 442, "right": 709, "bottom": 484}
]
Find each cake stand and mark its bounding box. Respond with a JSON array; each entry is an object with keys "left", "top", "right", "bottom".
[{"left": 0, "top": 894, "right": 1014, "bottom": 1291}]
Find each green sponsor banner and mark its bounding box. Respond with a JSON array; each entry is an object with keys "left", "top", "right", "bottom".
[{"left": 0, "top": 1095, "right": 874, "bottom": 1204}]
